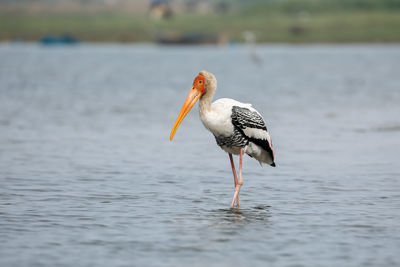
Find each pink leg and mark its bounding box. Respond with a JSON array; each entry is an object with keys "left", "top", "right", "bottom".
[
  {"left": 231, "top": 149, "right": 244, "bottom": 207},
  {"left": 229, "top": 153, "right": 239, "bottom": 205}
]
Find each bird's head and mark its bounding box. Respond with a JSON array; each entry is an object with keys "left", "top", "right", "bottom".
[
  {"left": 193, "top": 73, "right": 206, "bottom": 94},
  {"left": 170, "top": 71, "right": 216, "bottom": 141}
]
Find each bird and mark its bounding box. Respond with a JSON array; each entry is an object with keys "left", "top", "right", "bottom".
[{"left": 170, "top": 70, "right": 275, "bottom": 207}]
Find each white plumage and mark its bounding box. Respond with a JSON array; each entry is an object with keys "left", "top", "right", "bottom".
[{"left": 199, "top": 98, "right": 274, "bottom": 166}]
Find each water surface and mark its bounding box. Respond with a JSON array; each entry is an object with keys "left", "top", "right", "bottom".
[{"left": 1, "top": 43, "right": 400, "bottom": 266}]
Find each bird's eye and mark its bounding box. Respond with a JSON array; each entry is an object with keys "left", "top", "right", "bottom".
[{"left": 199, "top": 80, "right": 202, "bottom": 84}]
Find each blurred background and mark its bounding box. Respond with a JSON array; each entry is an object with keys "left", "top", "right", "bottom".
[
  {"left": 1, "top": 1, "right": 400, "bottom": 267},
  {"left": 1, "top": 0, "right": 400, "bottom": 44}
]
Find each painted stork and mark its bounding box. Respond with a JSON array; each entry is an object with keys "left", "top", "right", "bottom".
[{"left": 170, "top": 71, "right": 275, "bottom": 207}]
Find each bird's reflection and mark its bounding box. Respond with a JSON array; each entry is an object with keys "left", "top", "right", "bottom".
[{"left": 209, "top": 205, "right": 272, "bottom": 225}]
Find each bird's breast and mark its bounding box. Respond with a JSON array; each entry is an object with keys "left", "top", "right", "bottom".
[{"left": 199, "top": 103, "right": 234, "bottom": 137}]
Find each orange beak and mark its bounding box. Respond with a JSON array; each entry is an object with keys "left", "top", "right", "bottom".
[{"left": 170, "top": 87, "right": 202, "bottom": 140}]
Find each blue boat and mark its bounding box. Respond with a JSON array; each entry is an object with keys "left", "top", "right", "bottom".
[{"left": 40, "top": 34, "right": 79, "bottom": 45}]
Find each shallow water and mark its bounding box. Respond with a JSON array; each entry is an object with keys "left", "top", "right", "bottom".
[{"left": 0, "top": 43, "right": 400, "bottom": 266}]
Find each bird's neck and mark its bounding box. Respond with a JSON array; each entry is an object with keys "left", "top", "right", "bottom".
[{"left": 199, "top": 87, "right": 215, "bottom": 114}]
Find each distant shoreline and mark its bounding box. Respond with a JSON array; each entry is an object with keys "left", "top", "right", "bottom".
[{"left": 1, "top": 10, "right": 399, "bottom": 43}]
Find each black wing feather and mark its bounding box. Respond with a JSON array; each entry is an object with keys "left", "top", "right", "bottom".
[{"left": 231, "top": 106, "right": 275, "bottom": 164}]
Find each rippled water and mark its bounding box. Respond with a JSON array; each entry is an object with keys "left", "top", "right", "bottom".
[{"left": 1, "top": 43, "right": 400, "bottom": 266}]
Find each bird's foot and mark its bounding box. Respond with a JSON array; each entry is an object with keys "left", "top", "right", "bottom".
[{"left": 231, "top": 184, "right": 241, "bottom": 207}]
